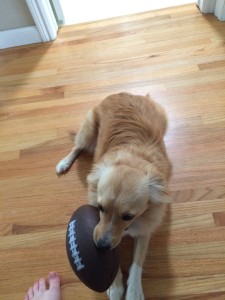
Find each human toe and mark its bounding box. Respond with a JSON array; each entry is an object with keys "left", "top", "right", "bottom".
[
  {"left": 33, "top": 281, "right": 39, "bottom": 294},
  {"left": 38, "top": 278, "right": 46, "bottom": 292},
  {"left": 49, "top": 272, "right": 60, "bottom": 291},
  {"left": 24, "top": 295, "right": 29, "bottom": 300},
  {"left": 28, "top": 287, "right": 34, "bottom": 299}
]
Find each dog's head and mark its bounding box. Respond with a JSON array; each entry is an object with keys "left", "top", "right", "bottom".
[{"left": 87, "top": 164, "right": 169, "bottom": 250}]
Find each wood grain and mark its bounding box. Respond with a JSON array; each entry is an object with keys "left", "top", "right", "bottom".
[{"left": 0, "top": 4, "right": 225, "bottom": 300}]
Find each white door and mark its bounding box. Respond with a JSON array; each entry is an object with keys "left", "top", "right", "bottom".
[{"left": 198, "top": 0, "right": 225, "bottom": 20}]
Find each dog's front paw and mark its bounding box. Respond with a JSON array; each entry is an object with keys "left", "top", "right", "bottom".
[
  {"left": 56, "top": 159, "right": 70, "bottom": 174},
  {"left": 126, "top": 263, "right": 144, "bottom": 300},
  {"left": 107, "top": 268, "right": 124, "bottom": 300},
  {"left": 107, "top": 285, "right": 124, "bottom": 300},
  {"left": 126, "top": 282, "right": 144, "bottom": 300}
]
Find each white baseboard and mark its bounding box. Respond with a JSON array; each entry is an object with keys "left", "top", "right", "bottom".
[{"left": 0, "top": 26, "right": 42, "bottom": 49}]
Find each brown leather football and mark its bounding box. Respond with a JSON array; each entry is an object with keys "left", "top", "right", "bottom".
[{"left": 66, "top": 205, "right": 120, "bottom": 292}]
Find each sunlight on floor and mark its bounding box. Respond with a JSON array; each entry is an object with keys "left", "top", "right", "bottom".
[{"left": 60, "top": 0, "right": 197, "bottom": 25}]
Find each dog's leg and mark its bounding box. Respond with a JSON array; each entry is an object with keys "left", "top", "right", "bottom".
[
  {"left": 56, "top": 146, "right": 82, "bottom": 174},
  {"left": 126, "top": 235, "right": 150, "bottom": 300},
  {"left": 56, "top": 109, "right": 98, "bottom": 174},
  {"left": 107, "top": 267, "right": 124, "bottom": 300}
]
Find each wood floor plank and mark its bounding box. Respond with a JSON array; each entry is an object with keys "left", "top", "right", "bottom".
[
  {"left": 141, "top": 275, "right": 225, "bottom": 298},
  {"left": 0, "top": 150, "right": 20, "bottom": 161},
  {"left": 213, "top": 212, "right": 225, "bottom": 226}
]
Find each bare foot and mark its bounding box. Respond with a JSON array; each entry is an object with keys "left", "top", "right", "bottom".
[{"left": 24, "top": 272, "right": 61, "bottom": 300}]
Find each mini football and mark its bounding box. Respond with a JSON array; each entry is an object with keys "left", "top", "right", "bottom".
[{"left": 66, "top": 205, "right": 120, "bottom": 292}]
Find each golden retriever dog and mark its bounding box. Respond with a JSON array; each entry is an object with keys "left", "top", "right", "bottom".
[{"left": 56, "top": 92, "right": 171, "bottom": 300}]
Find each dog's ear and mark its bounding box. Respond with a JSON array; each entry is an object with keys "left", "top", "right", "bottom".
[
  {"left": 87, "top": 166, "right": 101, "bottom": 186},
  {"left": 143, "top": 173, "right": 170, "bottom": 204},
  {"left": 87, "top": 164, "right": 113, "bottom": 207},
  {"left": 87, "top": 163, "right": 111, "bottom": 186}
]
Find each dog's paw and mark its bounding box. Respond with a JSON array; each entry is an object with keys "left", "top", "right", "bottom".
[
  {"left": 107, "top": 285, "right": 124, "bottom": 300},
  {"left": 126, "top": 263, "right": 144, "bottom": 300},
  {"left": 56, "top": 159, "right": 70, "bottom": 174},
  {"left": 107, "top": 268, "right": 124, "bottom": 300},
  {"left": 125, "top": 283, "right": 144, "bottom": 300}
]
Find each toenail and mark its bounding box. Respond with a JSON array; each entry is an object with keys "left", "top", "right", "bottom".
[{"left": 49, "top": 272, "right": 56, "bottom": 279}]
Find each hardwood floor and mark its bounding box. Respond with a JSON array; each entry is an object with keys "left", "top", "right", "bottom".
[{"left": 1, "top": 4, "right": 225, "bottom": 299}]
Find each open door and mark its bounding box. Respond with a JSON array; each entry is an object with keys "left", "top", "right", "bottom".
[{"left": 198, "top": 0, "right": 225, "bottom": 20}]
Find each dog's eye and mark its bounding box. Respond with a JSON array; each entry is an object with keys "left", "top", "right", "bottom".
[
  {"left": 122, "top": 213, "right": 135, "bottom": 221},
  {"left": 98, "top": 204, "right": 104, "bottom": 212}
]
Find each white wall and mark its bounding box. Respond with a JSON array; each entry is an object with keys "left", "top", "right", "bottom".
[
  {"left": 0, "top": 0, "right": 35, "bottom": 31},
  {"left": 59, "top": 0, "right": 196, "bottom": 25}
]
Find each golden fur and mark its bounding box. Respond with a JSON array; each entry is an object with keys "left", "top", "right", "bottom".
[{"left": 56, "top": 92, "right": 171, "bottom": 300}]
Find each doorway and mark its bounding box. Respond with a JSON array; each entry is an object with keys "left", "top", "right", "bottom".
[{"left": 58, "top": 0, "right": 197, "bottom": 25}]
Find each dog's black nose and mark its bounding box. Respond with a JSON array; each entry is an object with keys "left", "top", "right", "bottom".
[{"left": 96, "top": 239, "right": 111, "bottom": 251}]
